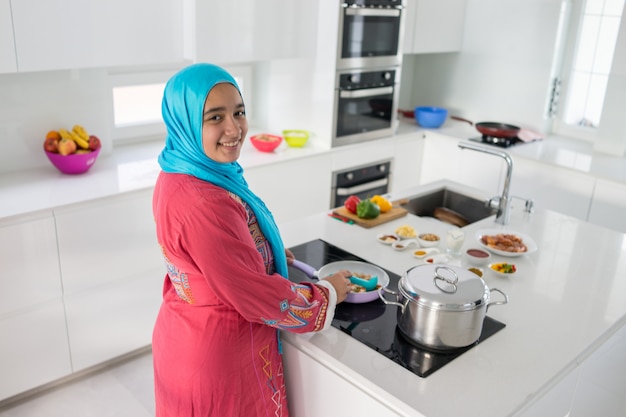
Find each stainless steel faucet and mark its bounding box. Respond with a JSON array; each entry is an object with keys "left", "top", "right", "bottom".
[{"left": 458, "top": 141, "right": 514, "bottom": 225}]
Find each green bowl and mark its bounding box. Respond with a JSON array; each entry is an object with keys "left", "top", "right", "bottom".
[{"left": 282, "top": 130, "right": 309, "bottom": 147}]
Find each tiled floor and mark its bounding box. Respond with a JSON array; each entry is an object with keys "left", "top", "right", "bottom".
[{"left": 0, "top": 351, "right": 154, "bottom": 417}]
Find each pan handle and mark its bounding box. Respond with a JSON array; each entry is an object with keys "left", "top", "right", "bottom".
[
  {"left": 450, "top": 115, "right": 473, "bottom": 126},
  {"left": 290, "top": 259, "right": 319, "bottom": 279}
]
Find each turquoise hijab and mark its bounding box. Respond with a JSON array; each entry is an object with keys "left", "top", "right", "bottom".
[{"left": 158, "top": 63, "right": 288, "bottom": 278}]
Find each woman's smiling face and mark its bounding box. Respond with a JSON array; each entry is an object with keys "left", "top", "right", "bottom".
[{"left": 201, "top": 82, "right": 248, "bottom": 163}]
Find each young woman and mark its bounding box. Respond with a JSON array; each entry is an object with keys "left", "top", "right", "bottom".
[{"left": 152, "top": 63, "right": 351, "bottom": 416}]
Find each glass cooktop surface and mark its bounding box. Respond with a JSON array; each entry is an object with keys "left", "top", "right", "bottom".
[{"left": 287, "top": 239, "right": 506, "bottom": 378}]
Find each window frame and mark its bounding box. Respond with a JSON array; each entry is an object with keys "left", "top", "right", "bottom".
[
  {"left": 108, "top": 64, "right": 254, "bottom": 145},
  {"left": 551, "top": 0, "right": 625, "bottom": 143}
]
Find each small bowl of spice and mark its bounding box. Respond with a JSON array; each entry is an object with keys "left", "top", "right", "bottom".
[
  {"left": 413, "top": 247, "right": 440, "bottom": 259},
  {"left": 418, "top": 233, "right": 440, "bottom": 248},
  {"left": 465, "top": 248, "right": 491, "bottom": 266},
  {"left": 377, "top": 233, "right": 401, "bottom": 245}
]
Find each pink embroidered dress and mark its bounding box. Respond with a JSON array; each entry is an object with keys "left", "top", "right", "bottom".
[{"left": 152, "top": 172, "right": 335, "bottom": 417}]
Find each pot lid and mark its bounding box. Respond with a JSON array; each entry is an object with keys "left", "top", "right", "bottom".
[{"left": 400, "top": 264, "right": 489, "bottom": 311}]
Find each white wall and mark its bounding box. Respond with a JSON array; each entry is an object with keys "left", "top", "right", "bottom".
[
  {"left": 401, "top": 0, "right": 564, "bottom": 133},
  {"left": 0, "top": 69, "right": 112, "bottom": 174}
]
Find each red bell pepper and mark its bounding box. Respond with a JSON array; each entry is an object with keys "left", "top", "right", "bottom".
[{"left": 344, "top": 195, "right": 361, "bottom": 214}]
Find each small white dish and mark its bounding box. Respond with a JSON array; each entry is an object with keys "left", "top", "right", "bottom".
[
  {"left": 377, "top": 233, "right": 401, "bottom": 245},
  {"left": 418, "top": 233, "right": 441, "bottom": 248},
  {"left": 394, "top": 224, "right": 417, "bottom": 239},
  {"left": 465, "top": 248, "right": 492, "bottom": 266},
  {"left": 423, "top": 253, "right": 451, "bottom": 264},
  {"left": 412, "top": 247, "right": 440, "bottom": 259},
  {"left": 488, "top": 262, "right": 518, "bottom": 277},
  {"left": 391, "top": 239, "right": 418, "bottom": 251}
]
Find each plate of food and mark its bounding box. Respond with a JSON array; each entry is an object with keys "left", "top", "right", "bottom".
[{"left": 475, "top": 229, "right": 538, "bottom": 257}]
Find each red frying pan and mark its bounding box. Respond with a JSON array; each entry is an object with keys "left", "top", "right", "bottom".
[{"left": 451, "top": 116, "right": 520, "bottom": 138}]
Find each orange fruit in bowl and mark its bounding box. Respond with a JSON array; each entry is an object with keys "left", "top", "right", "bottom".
[{"left": 46, "top": 130, "right": 62, "bottom": 141}]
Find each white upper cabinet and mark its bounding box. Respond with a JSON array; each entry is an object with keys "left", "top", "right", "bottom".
[
  {"left": 403, "top": 0, "right": 467, "bottom": 54},
  {"left": 0, "top": 0, "right": 16, "bottom": 73},
  {"left": 10, "top": 0, "right": 185, "bottom": 72},
  {"left": 194, "top": 0, "right": 305, "bottom": 64}
]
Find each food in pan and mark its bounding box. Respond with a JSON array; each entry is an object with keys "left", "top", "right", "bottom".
[
  {"left": 347, "top": 271, "right": 380, "bottom": 293},
  {"left": 480, "top": 233, "right": 527, "bottom": 253}
]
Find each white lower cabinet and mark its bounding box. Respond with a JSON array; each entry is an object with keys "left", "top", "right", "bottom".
[
  {"left": 569, "top": 324, "right": 626, "bottom": 416},
  {"left": 0, "top": 300, "right": 71, "bottom": 401},
  {"left": 419, "top": 133, "right": 501, "bottom": 195},
  {"left": 392, "top": 134, "right": 424, "bottom": 193},
  {"left": 54, "top": 190, "right": 163, "bottom": 371},
  {"left": 246, "top": 154, "right": 333, "bottom": 224},
  {"left": 514, "top": 366, "right": 581, "bottom": 417},
  {"left": 0, "top": 211, "right": 71, "bottom": 401},
  {"left": 588, "top": 178, "right": 626, "bottom": 233},
  {"left": 510, "top": 158, "right": 595, "bottom": 221},
  {"left": 283, "top": 342, "right": 404, "bottom": 417},
  {"left": 63, "top": 272, "right": 161, "bottom": 371}
]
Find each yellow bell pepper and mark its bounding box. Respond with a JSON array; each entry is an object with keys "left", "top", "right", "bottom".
[{"left": 370, "top": 195, "right": 392, "bottom": 213}]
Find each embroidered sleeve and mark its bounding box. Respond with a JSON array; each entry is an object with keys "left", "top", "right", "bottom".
[
  {"left": 163, "top": 185, "right": 335, "bottom": 334},
  {"left": 261, "top": 282, "right": 336, "bottom": 332}
]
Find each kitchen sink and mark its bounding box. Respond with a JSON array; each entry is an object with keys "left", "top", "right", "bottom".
[{"left": 401, "top": 187, "right": 496, "bottom": 226}]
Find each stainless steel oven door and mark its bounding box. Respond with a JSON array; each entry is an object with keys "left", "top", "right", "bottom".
[
  {"left": 337, "top": 2, "right": 405, "bottom": 70},
  {"left": 331, "top": 160, "right": 392, "bottom": 208},
  {"left": 332, "top": 68, "right": 399, "bottom": 147}
]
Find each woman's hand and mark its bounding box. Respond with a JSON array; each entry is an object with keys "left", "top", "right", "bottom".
[
  {"left": 322, "top": 270, "right": 352, "bottom": 303},
  {"left": 285, "top": 248, "right": 295, "bottom": 265}
]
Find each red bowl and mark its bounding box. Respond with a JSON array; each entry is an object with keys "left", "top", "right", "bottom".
[
  {"left": 250, "top": 134, "right": 283, "bottom": 153},
  {"left": 45, "top": 147, "right": 101, "bottom": 174}
]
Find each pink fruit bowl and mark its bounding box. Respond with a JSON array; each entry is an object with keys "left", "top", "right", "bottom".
[
  {"left": 45, "top": 147, "right": 101, "bottom": 175},
  {"left": 249, "top": 133, "right": 283, "bottom": 153}
]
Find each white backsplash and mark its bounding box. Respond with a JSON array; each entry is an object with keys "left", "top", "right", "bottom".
[{"left": 0, "top": 69, "right": 112, "bottom": 175}]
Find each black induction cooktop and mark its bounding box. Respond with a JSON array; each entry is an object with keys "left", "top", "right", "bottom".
[{"left": 287, "top": 239, "right": 506, "bottom": 378}]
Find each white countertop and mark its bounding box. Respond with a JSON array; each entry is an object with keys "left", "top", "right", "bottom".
[
  {"left": 279, "top": 180, "right": 626, "bottom": 417},
  {"left": 397, "top": 117, "right": 626, "bottom": 185},
  {"left": 2, "top": 119, "right": 626, "bottom": 221},
  {"left": 0, "top": 133, "right": 331, "bottom": 220}
]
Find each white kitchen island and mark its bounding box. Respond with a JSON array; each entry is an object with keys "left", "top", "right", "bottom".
[{"left": 278, "top": 181, "right": 626, "bottom": 417}]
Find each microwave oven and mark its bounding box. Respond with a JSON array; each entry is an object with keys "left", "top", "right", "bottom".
[{"left": 336, "top": 0, "right": 406, "bottom": 70}]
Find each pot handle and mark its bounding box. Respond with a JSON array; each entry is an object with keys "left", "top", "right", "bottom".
[
  {"left": 290, "top": 259, "right": 319, "bottom": 280},
  {"left": 486, "top": 288, "right": 509, "bottom": 312},
  {"left": 378, "top": 286, "right": 405, "bottom": 313}
]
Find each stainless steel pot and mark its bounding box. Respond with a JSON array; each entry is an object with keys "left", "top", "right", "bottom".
[{"left": 379, "top": 264, "right": 508, "bottom": 350}]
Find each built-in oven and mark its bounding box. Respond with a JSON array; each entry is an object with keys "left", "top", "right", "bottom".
[
  {"left": 332, "top": 67, "right": 399, "bottom": 147},
  {"left": 336, "top": 0, "right": 406, "bottom": 70},
  {"left": 331, "top": 159, "right": 392, "bottom": 208}
]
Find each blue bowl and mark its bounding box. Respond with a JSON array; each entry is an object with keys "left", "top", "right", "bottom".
[{"left": 414, "top": 106, "right": 448, "bottom": 128}]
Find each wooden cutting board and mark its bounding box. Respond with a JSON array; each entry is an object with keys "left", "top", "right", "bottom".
[{"left": 333, "top": 205, "right": 408, "bottom": 228}]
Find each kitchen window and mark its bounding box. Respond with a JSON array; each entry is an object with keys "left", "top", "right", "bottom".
[
  {"left": 109, "top": 65, "right": 252, "bottom": 144},
  {"left": 553, "top": 0, "right": 625, "bottom": 142}
]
